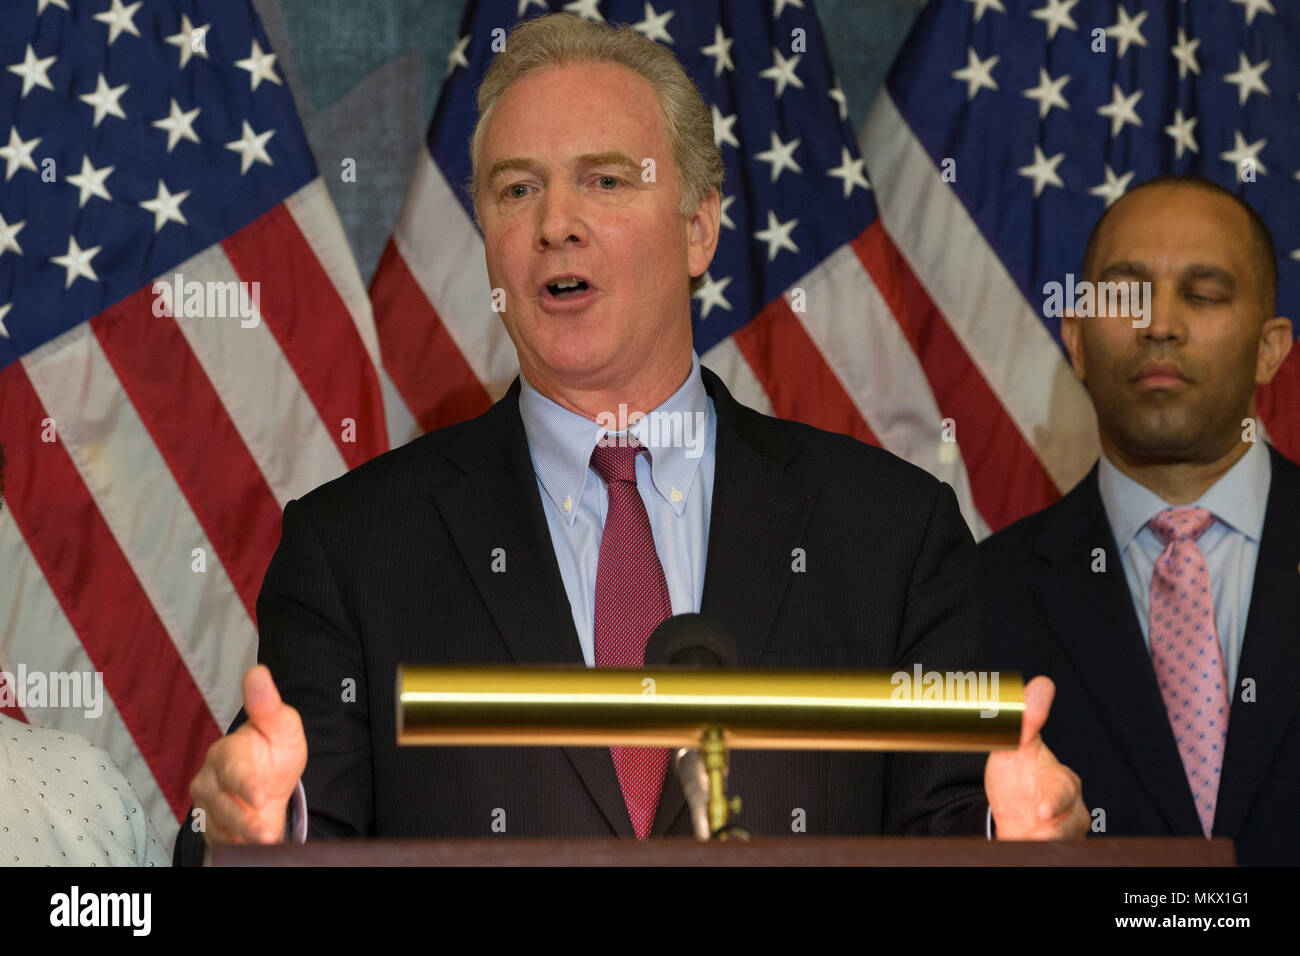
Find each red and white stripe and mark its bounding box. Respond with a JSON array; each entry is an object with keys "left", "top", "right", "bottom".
[
  {"left": 284, "top": 181, "right": 418, "bottom": 451},
  {"left": 371, "top": 150, "right": 521, "bottom": 433},
  {"left": 860, "top": 92, "right": 1101, "bottom": 505}
]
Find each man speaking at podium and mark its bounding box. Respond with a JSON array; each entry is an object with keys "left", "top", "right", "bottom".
[{"left": 175, "top": 14, "right": 1086, "bottom": 862}]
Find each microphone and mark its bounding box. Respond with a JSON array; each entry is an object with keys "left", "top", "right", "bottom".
[
  {"left": 643, "top": 613, "right": 739, "bottom": 669},
  {"left": 645, "top": 614, "right": 742, "bottom": 841}
]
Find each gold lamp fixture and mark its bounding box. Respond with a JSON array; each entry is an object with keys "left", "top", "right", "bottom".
[{"left": 397, "top": 665, "right": 1022, "bottom": 839}]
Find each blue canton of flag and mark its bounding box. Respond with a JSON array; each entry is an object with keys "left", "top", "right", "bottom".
[{"left": 0, "top": 0, "right": 316, "bottom": 359}]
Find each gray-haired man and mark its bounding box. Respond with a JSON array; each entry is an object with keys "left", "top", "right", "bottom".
[{"left": 178, "top": 14, "right": 1086, "bottom": 862}]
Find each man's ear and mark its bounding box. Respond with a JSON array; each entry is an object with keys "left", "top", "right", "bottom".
[
  {"left": 1061, "top": 309, "right": 1086, "bottom": 382},
  {"left": 1255, "top": 316, "right": 1294, "bottom": 387},
  {"left": 686, "top": 189, "right": 722, "bottom": 283}
]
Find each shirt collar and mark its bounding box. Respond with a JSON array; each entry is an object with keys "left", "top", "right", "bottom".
[
  {"left": 1097, "top": 438, "right": 1271, "bottom": 549},
  {"left": 517, "top": 353, "right": 711, "bottom": 524}
]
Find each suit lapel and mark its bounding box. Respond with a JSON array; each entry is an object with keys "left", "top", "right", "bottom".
[
  {"left": 1029, "top": 469, "right": 1203, "bottom": 834},
  {"left": 429, "top": 380, "right": 634, "bottom": 836},
  {"left": 429, "top": 380, "right": 585, "bottom": 666},
  {"left": 651, "top": 368, "right": 816, "bottom": 837},
  {"left": 696, "top": 367, "right": 815, "bottom": 664},
  {"left": 1214, "top": 445, "right": 1300, "bottom": 837}
]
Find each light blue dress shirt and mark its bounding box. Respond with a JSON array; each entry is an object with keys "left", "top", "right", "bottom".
[
  {"left": 1096, "top": 438, "right": 1271, "bottom": 696},
  {"left": 517, "top": 353, "right": 717, "bottom": 666}
]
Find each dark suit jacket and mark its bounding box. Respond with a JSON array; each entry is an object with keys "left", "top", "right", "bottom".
[
  {"left": 980, "top": 444, "right": 1300, "bottom": 866},
  {"left": 175, "top": 367, "right": 988, "bottom": 864}
]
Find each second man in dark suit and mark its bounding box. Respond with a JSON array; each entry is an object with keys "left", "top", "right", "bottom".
[{"left": 981, "top": 175, "right": 1297, "bottom": 865}]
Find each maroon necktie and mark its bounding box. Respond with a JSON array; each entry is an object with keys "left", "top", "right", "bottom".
[{"left": 590, "top": 438, "right": 672, "bottom": 839}]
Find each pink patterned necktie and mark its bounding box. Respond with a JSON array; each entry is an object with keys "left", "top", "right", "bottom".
[
  {"left": 1146, "top": 506, "right": 1229, "bottom": 838},
  {"left": 590, "top": 438, "right": 672, "bottom": 840}
]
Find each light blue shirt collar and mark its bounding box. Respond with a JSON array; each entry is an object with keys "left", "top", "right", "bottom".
[
  {"left": 518, "top": 353, "right": 710, "bottom": 524},
  {"left": 1097, "top": 438, "right": 1271, "bottom": 549}
]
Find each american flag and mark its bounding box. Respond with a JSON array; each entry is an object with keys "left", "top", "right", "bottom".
[
  {"left": 0, "top": 0, "right": 404, "bottom": 848},
  {"left": 858, "top": 0, "right": 1300, "bottom": 525}
]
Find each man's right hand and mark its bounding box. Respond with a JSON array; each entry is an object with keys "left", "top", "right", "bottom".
[{"left": 189, "top": 664, "right": 308, "bottom": 846}]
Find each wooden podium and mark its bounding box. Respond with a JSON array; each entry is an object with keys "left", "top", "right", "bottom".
[{"left": 213, "top": 836, "right": 1235, "bottom": 866}]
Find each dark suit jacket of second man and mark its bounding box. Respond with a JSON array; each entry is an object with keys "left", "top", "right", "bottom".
[{"left": 980, "top": 445, "right": 1300, "bottom": 865}]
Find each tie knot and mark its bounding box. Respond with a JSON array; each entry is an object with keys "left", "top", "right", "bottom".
[
  {"left": 590, "top": 436, "right": 643, "bottom": 484},
  {"left": 1147, "top": 505, "right": 1214, "bottom": 544}
]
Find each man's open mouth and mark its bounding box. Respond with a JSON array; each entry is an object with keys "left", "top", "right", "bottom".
[{"left": 544, "top": 276, "right": 591, "bottom": 300}]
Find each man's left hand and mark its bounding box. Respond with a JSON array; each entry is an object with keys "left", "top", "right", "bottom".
[{"left": 985, "top": 676, "right": 1089, "bottom": 839}]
